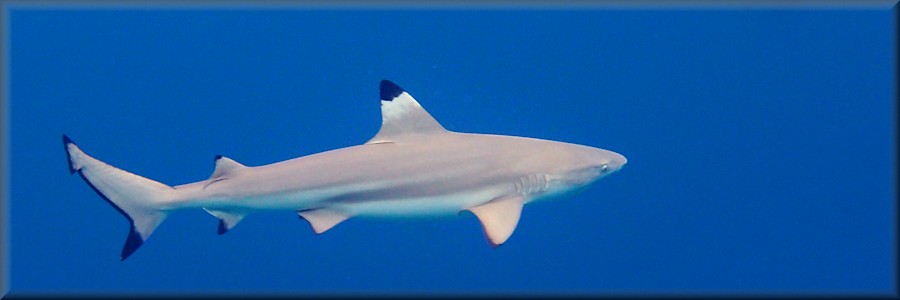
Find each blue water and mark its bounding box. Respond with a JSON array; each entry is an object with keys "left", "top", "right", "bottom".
[{"left": 7, "top": 6, "right": 895, "bottom": 296}]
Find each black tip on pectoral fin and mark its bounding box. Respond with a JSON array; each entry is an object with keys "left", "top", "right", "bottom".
[
  {"left": 214, "top": 154, "right": 223, "bottom": 161},
  {"left": 217, "top": 220, "right": 229, "bottom": 235},
  {"left": 62, "top": 134, "right": 76, "bottom": 174},
  {"left": 380, "top": 80, "right": 404, "bottom": 101},
  {"left": 121, "top": 225, "right": 144, "bottom": 261}
]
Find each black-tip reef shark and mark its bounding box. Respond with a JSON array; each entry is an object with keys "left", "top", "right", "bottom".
[{"left": 63, "top": 80, "right": 627, "bottom": 260}]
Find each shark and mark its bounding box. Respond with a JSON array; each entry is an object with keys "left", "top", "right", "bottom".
[{"left": 63, "top": 80, "right": 627, "bottom": 260}]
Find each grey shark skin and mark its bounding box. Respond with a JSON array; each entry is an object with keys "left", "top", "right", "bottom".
[{"left": 63, "top": 80, "right": 627, "bottom": 260}]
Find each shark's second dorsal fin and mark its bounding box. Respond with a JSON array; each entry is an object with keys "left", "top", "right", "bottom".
[
  {"left": 204, "top": 155, "right": 247, "bottom": 189},
  {"left": 366, "top": 80, "right": 447, "bottom": 144}
]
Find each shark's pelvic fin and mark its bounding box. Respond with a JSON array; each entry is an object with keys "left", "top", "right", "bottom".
[
  {"left": 63, "top": 135, "right": 174, "bottom": 261},
  {"left": 466, "top": 195, "right": 525, "bottom": 247},
  {"left": 203, "top": 208, "right": 247, "bottom": 235},
  {"left": 297, "top": 208, "right": 349, "bottom": 234},
  {"left": 204, "top": 155, "right": 247, "bottom": 189},
  {"left": 366, "top": 80, "right": 447, "bottom": 144}
]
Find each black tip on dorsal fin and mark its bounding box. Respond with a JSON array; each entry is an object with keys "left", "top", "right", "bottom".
[
  {"left": 214, "top": 154, "right": 223, "bottom": 161},
  {"left": 121, "top": 226, "right": 144, "bottom": 261},
  {"left": 380, "top": 80, "right": 404, "bottom": 101},
  {"left": 63, "top": 134, "right": 76, "bottom": 174}
]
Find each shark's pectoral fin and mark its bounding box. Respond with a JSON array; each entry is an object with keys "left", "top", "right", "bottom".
[
  {"left": 465, "top": 195, "right": 526, "bottom": 247},
  {"left": 298, "top": 208, "right": 349, "bottom": 234},
  {"left": 203, "top": 208, "right": 246, "bottom": 235},
  {"left": 204, "top": 155, "right": 247, "bottom": 189}
]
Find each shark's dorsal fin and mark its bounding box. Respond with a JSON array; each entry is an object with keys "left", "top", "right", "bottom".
[
  {"left": 465, "top": 195, "right": 525, "bottom": 247},
  {"left": 205, "top": 155, "right": 247, "bottom": 189},
  {"left": 366, "top": 80, "right": 447, "bottom": 144}
]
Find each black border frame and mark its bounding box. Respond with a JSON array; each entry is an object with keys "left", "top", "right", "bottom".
[{"left": 0, "top": 0, "right": 896, "bottom": 298}]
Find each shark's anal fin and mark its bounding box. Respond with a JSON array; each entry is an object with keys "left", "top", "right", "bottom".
[
  {"left": 203, "top": 208, "right": 246, "bottom": 235},
  {"left": 297, "top": 208, "right": 349, "bottom": 234},
  {"left": 204, "top": 155, "right": 247, "bottom": 189},
  {"left": 366, "top": 80, "right": 447, "bottom": 144},
  {"left": 465, "top": 195, "right": 525, "bottom": 247}
]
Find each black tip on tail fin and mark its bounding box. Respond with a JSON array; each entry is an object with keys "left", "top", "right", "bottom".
[
  {"left": 217, "top": 220, "right": 229, "bottom": 235},
  {"left": 63, "top": 134, "right": 76, "bottom": 174},
  {"left": 380, "top": 80, "right": 404, "bottom": 101},
  {"left": 66, "top": 137, "right": 169, "bottom": 261},
  {"left": 121, "top": 226, "right": 144, "bottom": 261},
  {"left": 75, "top": 164, "right": 148, "bottom": 261}
]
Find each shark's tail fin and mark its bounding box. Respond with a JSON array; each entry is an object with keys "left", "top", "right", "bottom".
[{"left": 63, "top": 135, "right": 175, "bottom": 261}]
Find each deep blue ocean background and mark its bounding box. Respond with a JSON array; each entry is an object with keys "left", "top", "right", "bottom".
[{"left": 6, "top": 5, "right": 896, "bottom": 296}]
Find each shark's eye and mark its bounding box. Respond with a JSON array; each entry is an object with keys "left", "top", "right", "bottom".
[{"left": 601, "top": 164, "right": 609, "bottom": 172}]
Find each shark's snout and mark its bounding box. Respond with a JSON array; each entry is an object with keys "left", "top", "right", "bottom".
[
  {"left": 613, "top": 153, "right": 627, "bottom": 170},
  {"left": 593, "top": 149, "right": 626, "bottom": 173}
]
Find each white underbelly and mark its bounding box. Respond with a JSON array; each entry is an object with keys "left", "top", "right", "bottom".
[
  {"left": 333, "top": 186, "right": 506, "bottom": 217},
  {"left": 194, "top": 177, "right": 514, "bottom": 217}
]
